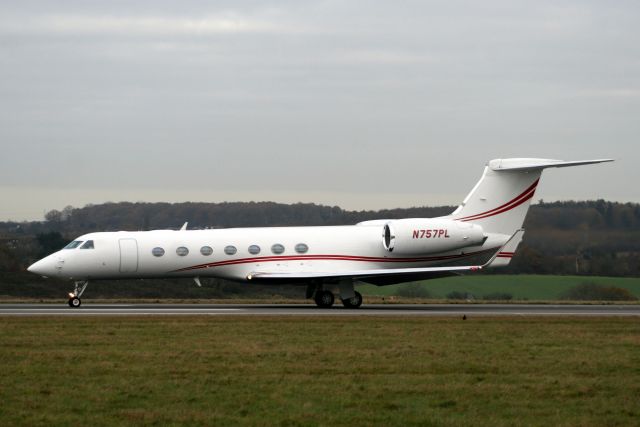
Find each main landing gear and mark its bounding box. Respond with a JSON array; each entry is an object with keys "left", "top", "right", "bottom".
[
  {"left": 314, "top": 290, "right": 335, "bottom": 308},
  {"left": 68, "top": 280, "right": 89, "bottom": 308},
  {"left": 342, "top": 291, "right": 363, "bottom": 309},
  {"left": 312, "top": 289, "right": 363, "bottom": 309}
]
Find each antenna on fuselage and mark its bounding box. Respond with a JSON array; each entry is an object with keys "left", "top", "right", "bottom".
[{"left": 180, "top": 222, "right": 188, "bottom": 231}]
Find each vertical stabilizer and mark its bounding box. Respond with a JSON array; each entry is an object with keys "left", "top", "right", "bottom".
[{"left": 450, "top": 158, "right": 613, "bottom": 236}]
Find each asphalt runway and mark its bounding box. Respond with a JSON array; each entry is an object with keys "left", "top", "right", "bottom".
[{"left": 0, "top": 303, "right": 639, "bottom": 316}]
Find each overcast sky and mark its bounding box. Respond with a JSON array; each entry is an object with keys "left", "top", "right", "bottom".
[{"left": 1, "top": 1, "right": 637, "bottom": 221}]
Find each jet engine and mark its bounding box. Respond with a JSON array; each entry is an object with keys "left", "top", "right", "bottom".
[{"left": 382, "top": 219, "right": 485, "bottom": 255}]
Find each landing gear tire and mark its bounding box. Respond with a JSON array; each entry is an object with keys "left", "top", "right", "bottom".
[
  {"left": 67, "top": 281, "right": 88, "bottom": 308},
  {"left": 314, "top": 290, "right": 335, "bottom": 308},
  {"left": 342, "top": 291, "right": 363, "bottom": 309}
]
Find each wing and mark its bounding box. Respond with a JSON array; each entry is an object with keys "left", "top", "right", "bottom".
[{"left": 246, "top": 230, "right": 524, "bottom": 283}]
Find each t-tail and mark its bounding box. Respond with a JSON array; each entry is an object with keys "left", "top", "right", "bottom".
[{"left": 449, "top": 158, "right": 613, "bottom": 266}]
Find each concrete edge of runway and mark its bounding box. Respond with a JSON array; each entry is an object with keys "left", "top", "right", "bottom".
[{"left": 0, "top": 303, "right": 639, "bottom": 317}]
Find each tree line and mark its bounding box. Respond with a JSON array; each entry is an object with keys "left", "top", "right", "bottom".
[{"left": 0, "top": 199, "right": 638, "bottom": 277}]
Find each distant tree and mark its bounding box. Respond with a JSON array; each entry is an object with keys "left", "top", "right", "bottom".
[
  {"left": 446, "top": 291, "right": 473, "bottom": 300},
  {"left": 561, "top": 283, "right": 637, "bottom": 301},
  {"left": 482, "top": 293, "right": 513, "bottom": 301},
  {"left": 44, "top": 209, "right": 62, "bottom": 223},
  {"left": 36, "top": 232, "right": 67, "bottom": 257},
  {"left": 395, "top": 283, "right": 431, "bottom": 298},
  {"left": 0, "top": 246, "right": 19, "bottom": 272}
]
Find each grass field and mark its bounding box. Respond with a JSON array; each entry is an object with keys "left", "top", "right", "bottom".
[
  {"left": 357, "top": 274, "right": 640, "bottom": 300},
  {"left": 3, "top": 273, "right": 640, "bottom": 303},
  {"left": 1, "top": 316, "right": 639, "bottom": 426}
]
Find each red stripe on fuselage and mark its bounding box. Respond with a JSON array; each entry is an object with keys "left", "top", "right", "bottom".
[{"left": 171, "top": 247, "right": 499, "bottom": 273}]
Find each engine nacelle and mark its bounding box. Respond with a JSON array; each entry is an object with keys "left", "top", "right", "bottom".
[{"left": 382, "top": 219, "right": 485, "bottom": 255}]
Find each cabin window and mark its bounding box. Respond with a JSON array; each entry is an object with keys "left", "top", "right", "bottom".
[
  {"left": 224, "top": 245, "right": 237, "bottom": 255},
  {"left": 176, "top": 247, "right": 189, "bottom": 256},
  {"left": 152, "top": 247, "right": 165, "bottom": 257},
  {"left": 80, "top": 240, "right": 95, "bottom": 250},
  {"left": 248, "top": 245, "right": 261, "bottom": 255},
  {"left": 64, "top": 241, "right": 83, "bottom": 249},
  {"left": 200, "top": 246, "right": 213, "bottom": 256},
  {"left": 271, "top": 243, "right": 285, "bottom": 254},
  {"left": 295, "top": 243, "right": 308, "bottom": 254}
]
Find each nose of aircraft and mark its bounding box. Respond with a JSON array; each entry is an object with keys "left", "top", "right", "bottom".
[{"left": 27, "top": 256, "right": 58, "bottom": 277}]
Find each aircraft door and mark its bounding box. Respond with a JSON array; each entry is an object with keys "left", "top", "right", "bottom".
[{"left": 119, "top": 238, "right": 139, "bottom": 273}]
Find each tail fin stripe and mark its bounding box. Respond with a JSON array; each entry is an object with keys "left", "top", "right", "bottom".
[
  {"left": 459, "top": 178, "right": 539, "bottom": 221},
  {"left": 461, "top": 187, "right": 536, "bottom": 222}
]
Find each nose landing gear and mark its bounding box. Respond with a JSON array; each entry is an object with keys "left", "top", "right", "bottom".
[{"left": 67, "top": 280, "right": 89, "bottom": 308}]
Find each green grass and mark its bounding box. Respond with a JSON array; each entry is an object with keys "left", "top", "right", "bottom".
[
  {"left": 357, "top": 274, "right": 640, "bottom": 300},
  {"left": 3, "top": 272, "right": 640, "bottom": 302},
  {"left": 1, "top": 316, "right": 639, "bottom": 426}
]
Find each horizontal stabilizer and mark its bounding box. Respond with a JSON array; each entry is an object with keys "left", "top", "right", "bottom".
[
  {"left": 486, "top": 229, "right": 524, "bottom": 268},
  {"left": 489, "top": 158, "right": 613, "bottom": 172}
]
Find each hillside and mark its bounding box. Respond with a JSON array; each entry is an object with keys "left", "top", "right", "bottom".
[{"left": 0, "top": 200, "right": 638, "bottom": 285}]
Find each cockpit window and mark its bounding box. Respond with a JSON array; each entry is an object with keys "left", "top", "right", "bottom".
[
  {"left": 80, "top": 240, "right": 95, "bottom": 250},
  {"left": 64, "top": 241, "right": 83, "bottom": 249}
]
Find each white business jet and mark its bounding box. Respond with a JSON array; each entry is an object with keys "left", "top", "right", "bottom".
[{"left": 28, "top": 158, "right": 612, "bottom": 308}]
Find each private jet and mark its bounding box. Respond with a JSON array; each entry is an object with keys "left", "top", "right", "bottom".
[{"left": 28, "top": 158, "right": 612, "bottom": 308}]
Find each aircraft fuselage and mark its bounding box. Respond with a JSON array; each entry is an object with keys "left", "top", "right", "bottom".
[{"left": 28, "top": 224, "right": 497, "bottom": 282}]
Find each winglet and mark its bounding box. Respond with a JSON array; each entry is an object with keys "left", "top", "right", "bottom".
[
  {"left": 482, "top": 229, "right": 525, "bottom": 268},
  {"left": 180, "top": 222, "right": 188, "bottom": 231}
]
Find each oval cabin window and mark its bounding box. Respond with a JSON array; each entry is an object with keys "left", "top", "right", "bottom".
[
  {"left": 224, "top": 245, "right": 237, "bottom": 255},
  {"left": 152, "top": 247, "right": 165, "bottom": 257},
  {"left": 176, "top": 247, "right": 189, "bottom": 256},
  {"left": 271, "top": 244, "right": 285, "bottom": 254},
  {"left": 295, "top": 243, "right": 308, "bottom": 254},
  {"left": 200, "top": 246, "right": 213, "bottom": 256},
  {"left": 248, "top": 245, "right": 261, "bottom": 255}
]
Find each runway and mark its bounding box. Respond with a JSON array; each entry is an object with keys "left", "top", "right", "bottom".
[{"left": 0, "top": 303, "right": 639, "bottom": 316}]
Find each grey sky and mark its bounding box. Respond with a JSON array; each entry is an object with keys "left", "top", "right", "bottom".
[{"left": 1, "top": 1, "right": 637, "bottom": 221}]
